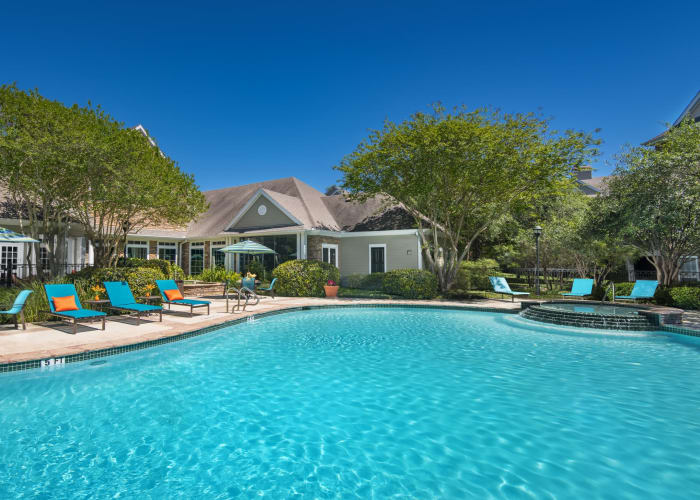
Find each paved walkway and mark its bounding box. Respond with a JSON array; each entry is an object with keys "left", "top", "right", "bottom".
[
  {"left": 683, "top": 310, "right": 700, "bottom": 330},
  {"left": 0, "top": 296, "right": 518, "bottom": 364}
]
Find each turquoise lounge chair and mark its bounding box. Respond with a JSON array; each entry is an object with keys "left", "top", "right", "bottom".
[
  {"left": 561, "top": 278, "right": 594, "bottom": 298},
  {"left": 0, "top": 289, "right": 33, "bottom": 330},
  {"left": 156, "top": 279, "right": 210, "bottom": 317},
  {"left": 103, "top": 281, "right": 162, "bottom": 325},
  {"left": 44, "top": 283, "right": 106, "bottom": 334},
  {"left": 257, "top": 278, "right": 277, "bottom": 298},
  {"left": 615, "top": 280, "right": 659, "bottom": 302},
  {"left": 489, "top": 276, "right": 530, "bottom": 302}
]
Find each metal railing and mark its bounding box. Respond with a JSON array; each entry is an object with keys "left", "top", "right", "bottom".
[
  {"left": 630, "top": 270, "right": 700, "bottom": 282},
  {"left": 0, "top": 263, "right": 89, "bottom": 285}
]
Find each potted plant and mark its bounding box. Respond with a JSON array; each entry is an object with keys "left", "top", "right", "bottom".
[
  {"left": 91, "top": 285, "right": 106, "bottom": 301},
  {"left": 324, "top": 279, "right": 339, "bottom": 298}
]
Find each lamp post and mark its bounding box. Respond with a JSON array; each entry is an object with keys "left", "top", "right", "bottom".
[{"left": 533, "top": 225, "right": 542, "bottom": 296}]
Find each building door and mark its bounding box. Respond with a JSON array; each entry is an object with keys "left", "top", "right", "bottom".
[
  {"left": 369, "top": 244, "right": 386, "bottom": 274},
  {"left": 1, "top": 245, "right": 19, "bottom": 282}
]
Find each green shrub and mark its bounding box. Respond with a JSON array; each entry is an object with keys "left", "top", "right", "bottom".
[
  {"left": 116, "top": 257, "right": 172, "bottom": 278},
  {"left": 170, "top": 264, "right": 185, "bottom": 280},
  {"left": 247, "top": 259, "right": 267, "bottom": 281},
  {"left": 381, "top": 269, "right": 438, "bottom": 299},
  {"left": 340, "top": 273, "right": 385, "bottom": 290},
  {"left": 122, "top": 267, "right": 166, "bottom": 297},
  {"left": 195, "top": 267, "right": 241, "bottom": 284},
  {"left": 669, "top": 287, "right": 700, "bottom": 310},
  {"left": 272, "top": 259, "right": 340, "bottom": 297},
  {"left": 70, "top": 266, "right": 165, "bottom": 297},
  {"left": 456, "top": 258, "right": 500, "bottom": 291}
]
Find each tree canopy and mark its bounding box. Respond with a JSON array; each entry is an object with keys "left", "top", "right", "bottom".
[
  {"left": 0, "top": 84, "right": 209, "bottom": 270},
  {"left": 594, "top": 117, "right": 700, "bottom": 286},
  {"left": 335, "top": 105, "right": 599, "bottom": 290}
]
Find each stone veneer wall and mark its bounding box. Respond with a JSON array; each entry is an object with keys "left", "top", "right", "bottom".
[
  {"left": 148, "top": 241, "right": 157, "bottom": 260},
  {"left": 204, "top": 241, "right": 211, "bottom": 270},
  {"left": 181, "top": 242, "right": 190, "bottom": 275},
  {"left": 307, "top": 236, "right": 340, "bottom": 263}
]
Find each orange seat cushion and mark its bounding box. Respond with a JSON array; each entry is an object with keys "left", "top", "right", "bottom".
[
  {"left": 53, "top": 295, "right": 79, "bottom": 312},
  {"left": 164, "top": 289, "right": 184, "bottom": 301}
]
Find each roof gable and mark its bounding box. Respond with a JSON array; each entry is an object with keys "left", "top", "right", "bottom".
[{"left": 227, "top": 189, "right": 303, "bottom": 231}]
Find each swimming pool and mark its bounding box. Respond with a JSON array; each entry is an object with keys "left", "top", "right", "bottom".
[{"left": 1, "top": 307, "right": 700, "bottom": 498}]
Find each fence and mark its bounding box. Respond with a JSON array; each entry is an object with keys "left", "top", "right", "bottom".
[
  {"left": 630, "top": 270, "right": 700, "bottom": 283},
  {"left": 0, "top": 263, "right": 88, "bottom": 286}
]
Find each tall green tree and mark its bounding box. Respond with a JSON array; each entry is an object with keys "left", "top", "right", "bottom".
[
  {"left": 0, "top": 84, "right": 77, "bottom": 274},
  {"left": 0, "top": 84, "right": 209, "bottom": 271},
  {"left": 595, "top": 117, "right": 700, "bottom": 286},
  {"left": 335, "top": 105, "right": 598, "bottom": 291}
]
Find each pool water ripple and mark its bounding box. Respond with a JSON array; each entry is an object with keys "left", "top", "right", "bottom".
[{"left": 1, "top": 308, "right": 700, "bottom": 498}]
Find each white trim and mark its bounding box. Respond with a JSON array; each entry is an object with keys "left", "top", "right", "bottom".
[
  {"left": 307, "top": 229, "right": 421, "bottom": 238},
  {"left": 416, "top": 233, "right": 423, "bottom": 270},
  {"left": 225, "top": 189, "right": 303, "bottom": 230},
  {"left": 157, "top": 241, "right": 178, "bottom": 265},
  {"left": 369, "top": 244, "right": 387, "bottom": 274},
  {"left": 126, "top": 240, "right": 149, "bottom": 260},
  {"left": 210, "top": 241, "right": 227, "bottom": 269},
  {"left": 322, "top": 243, "right": 339, "bottom": 267}
]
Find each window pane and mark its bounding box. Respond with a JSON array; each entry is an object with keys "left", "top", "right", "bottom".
[
  {"left": 322, "top": 247, "right": 329, "bottom": 263},
  {"left": 127, "top": 246, "right": 148, "bottom": 259},
  {"left": 213, "top": 250, "right": 225, "bottom": 268},
  {"left": 330, "top": 248, "right": 336, "bottom": 266},
  {"left": 158, "top": 247, "right": 177, "bottom": 264},
  {"left": 190, "top": 248, "right": 204, "bottom": 275},
  {"left": 370, "top": 247, "right": 384, "bottom": 273}
]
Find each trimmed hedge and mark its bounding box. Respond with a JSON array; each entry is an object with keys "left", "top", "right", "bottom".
[
  {"left": 669, "top": 287, "right": 700, "bottom": 310},
  {"left": 118, "top": 257, "right": 172, "bottom": 277},
  {"left": 272, "top": 259, "right": 340, "bottom": 297},
  {"left": 340, "top": 273, "right": 385, "bottom": 290},
  {"left": 194, "top": 267, "right": 241, "bottom": 284},
  {"left": 381, "top": 269, "right": 438, "bottom": 299},
  {"left": 71, "top": 266, "right": 166, "bottom": 297}
]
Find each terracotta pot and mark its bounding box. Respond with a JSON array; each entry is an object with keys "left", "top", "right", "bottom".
[{"left": 324, "top": 285, "right": 339, "bottom": 298}]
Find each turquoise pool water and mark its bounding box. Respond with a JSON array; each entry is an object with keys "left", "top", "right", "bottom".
[
  {"left": 1, "top": 308, "right": 700, "bottom": 498},
  {"left": 541, "top": 302, "right": 644, "bottom": 316}
]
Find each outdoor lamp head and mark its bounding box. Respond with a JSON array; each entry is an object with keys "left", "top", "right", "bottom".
[{"left": 533, "top": 225, "right": 542, "bottom": 237}]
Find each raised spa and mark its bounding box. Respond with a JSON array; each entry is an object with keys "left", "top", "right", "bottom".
[{"left": 520, "top": 301, "right": 657, "bottom": 330}]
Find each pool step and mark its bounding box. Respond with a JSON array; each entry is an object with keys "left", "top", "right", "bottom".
[{"left": 520, "top": 305, "right": 657, "bottom": 331}]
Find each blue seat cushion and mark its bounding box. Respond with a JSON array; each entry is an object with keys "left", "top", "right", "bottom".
[
  {"left": 117, "top": 303, "right": 162, "bottom": 312},
  {"left": 168, "top": 299, "right": 210, "bottom": 306},
  {"left": 615, "top": 295, "right": 636, "bottom": 300},
  {"left": 510, "top": 291, "right": 530, "bottom": 295},
  {"left": 561, "top": 292, "right": 586, "bottom": 296},
  {"left": 55, "top": 309, "right": 106, "bottom": 319}
]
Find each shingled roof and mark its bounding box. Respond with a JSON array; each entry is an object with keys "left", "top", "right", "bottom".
[{"left": 142, "top": 177, "right": 413, "bottom": 238}]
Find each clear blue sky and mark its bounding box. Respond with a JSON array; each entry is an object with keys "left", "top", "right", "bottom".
[{"left": 2, "top": 1, "right": 699, "bottom": 192}]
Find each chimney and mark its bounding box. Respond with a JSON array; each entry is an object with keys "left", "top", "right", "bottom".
[{"left": 576, "top": 165, "right": 593, "bottom": 180}]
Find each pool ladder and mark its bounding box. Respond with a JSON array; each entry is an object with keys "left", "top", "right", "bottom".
[{"left": 225, "top": 286, "right": 260, "bottom": 313}]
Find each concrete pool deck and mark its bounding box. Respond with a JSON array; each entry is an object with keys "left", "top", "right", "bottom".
[
  {"left": 1, "top": 296, "right": 698, "bottom": 367},
  {"left": 0, "top": 296, "right": 520, "bottom": 365}
]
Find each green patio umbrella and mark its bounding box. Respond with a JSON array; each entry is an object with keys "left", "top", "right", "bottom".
[
  {"left": 0, "top": 227, "right": 39, "bottom": 243},
  {"left": 217, "top": 240, "right": 276, "bottom": 255}
]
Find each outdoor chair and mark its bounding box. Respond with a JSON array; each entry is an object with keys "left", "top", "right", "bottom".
[
  {"left": 615, "top": 280, "right": 659, "bottom": 302},
  {"left": 0, "top": 289, "right": 33, "bottom": 330},
  {"left": 103, "top": 281, "right": 162, "bottom": 325},
  {"left": 489, "top": 276, "right": 530, "bottom": 302},
  {"left": 560, "top": 278, "right": 594, "bottom": 298},
  {"left": 257, "top": 278, "right": 277, "bottom": 298},
  {"left": 156, "top": 279, "right": 210, "bottom": 317},
  {"left": 44, "top": 283, "right": 106, "bottom": 334}
]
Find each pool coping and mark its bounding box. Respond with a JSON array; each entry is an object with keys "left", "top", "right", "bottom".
[{"left": 1, "top": 302, "right": 698, "bottom": 374}]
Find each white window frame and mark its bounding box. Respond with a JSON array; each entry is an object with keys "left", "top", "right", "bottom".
[
  {"left": 126, "top": 240, "right": 149, "bottom": 260},
  {"left": 157, "top": 242, "right": 177, "bottom": 265},
  {"left": 368, "top": 244, "right": 387, "bottom": 274},
  {"left": 189, "top": 242, "right": 205, "bottom": 275},
  {"left": 210, "top": 241, "right": 227, "bottom": 269},
  {"left": 322, "top": 243, "right": 339, "bottom": 267}
]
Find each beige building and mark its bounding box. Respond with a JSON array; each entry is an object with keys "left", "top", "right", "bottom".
[{"left": 0, "top": 177, "right": 423, "bottom": 279}]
